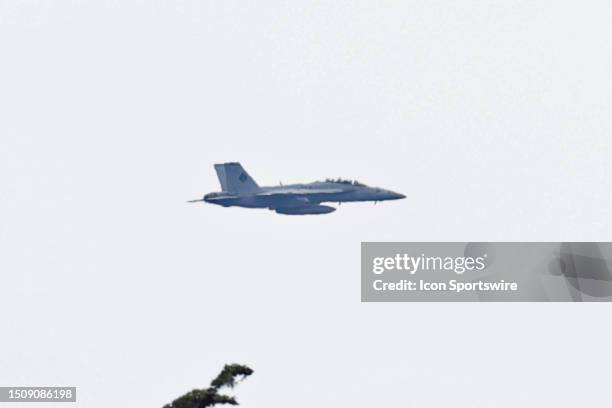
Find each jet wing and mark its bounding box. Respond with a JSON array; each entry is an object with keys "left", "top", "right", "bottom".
[{"left": 255, "top": 188, "right": 343, "bottom": 197}]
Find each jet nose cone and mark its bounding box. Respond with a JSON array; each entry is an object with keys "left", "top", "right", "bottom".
[{"left": 389, "top": 191, "right": 405, "bottom": 200}]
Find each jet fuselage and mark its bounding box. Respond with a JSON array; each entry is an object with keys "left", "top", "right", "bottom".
[{"left": 204, "top": 181, "right": 404, "bottom": 208}]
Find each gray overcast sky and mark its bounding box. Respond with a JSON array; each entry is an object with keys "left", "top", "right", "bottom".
[{"left": 1, "top": 1, "right": 612, "bottom": 407}]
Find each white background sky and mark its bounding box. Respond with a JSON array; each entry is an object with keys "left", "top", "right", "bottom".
[{"left": 1, "top": 1, "right": 612, "bottom": 407}]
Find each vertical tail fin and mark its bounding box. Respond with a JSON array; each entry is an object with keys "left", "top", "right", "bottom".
[{"left": 214, "top": 162, "right": 260, "bottom": 194}]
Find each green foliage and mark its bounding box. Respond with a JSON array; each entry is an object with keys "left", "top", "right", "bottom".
[
  {"left": 210, "top": 364, "right": 254, "bottom": 389},
  {"left": 163, "top": 364, "right": 253, "bottom": 408}
]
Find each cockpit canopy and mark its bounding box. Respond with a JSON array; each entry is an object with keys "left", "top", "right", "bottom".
[{"left": 324, "top": 178, "right": 367, "bottom": 187}]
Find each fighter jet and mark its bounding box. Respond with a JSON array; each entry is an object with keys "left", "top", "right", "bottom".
[{"left": 189, "top": 162, "right": 405, "bottom": 215}]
